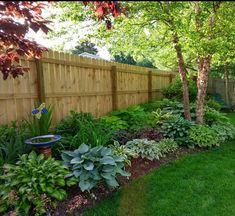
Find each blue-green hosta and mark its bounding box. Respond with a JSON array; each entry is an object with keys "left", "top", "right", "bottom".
[
  {"left": 0, "top": 152, "right": 76, "bottom": 215},
  {"left": 62, "top": 144, "right": 130, "bottom": 192}
]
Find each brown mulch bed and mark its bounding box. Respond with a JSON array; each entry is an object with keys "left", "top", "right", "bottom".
[{"left": 52, "top": 146, "right": 203, "bottom": 216}]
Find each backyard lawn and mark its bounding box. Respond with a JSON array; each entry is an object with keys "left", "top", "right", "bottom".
[{"left": 84, "top": 115, "right": 235, "bottom": 216}]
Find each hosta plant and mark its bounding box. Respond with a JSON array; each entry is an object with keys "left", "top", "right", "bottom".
[
  {"left": 161, "top": 115, "right": 195, "bottom": 145},
  {"left": 0, "top": 152, "right": 76, "bottom": 215},
  {"left": 158, "top": 138, "right": 178, "bottom": 155},
  {"left": 189, "top": 125, "right": 219, "bottom": 148},
  {"left": 110, "top": 141, "right": 138, "bottom": 166},
  {"left": 152, "top": 108, "right": 172, "bottom": 126},
  {"left": 125, "top": 139, "right": 163, "bottom": 160},
  {"left": 62, "top": 144, "right": 130, "bottom": 192},
  {"left": 211, "top": 122, "right": 235, "bottom": 143}
]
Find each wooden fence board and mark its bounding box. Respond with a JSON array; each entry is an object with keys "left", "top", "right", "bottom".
[{"left": 0, "top": 50, "right": 178, "bottom": 125}]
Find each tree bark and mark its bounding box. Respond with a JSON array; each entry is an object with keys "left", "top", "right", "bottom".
[
  {"left": 224, "top": 63, "right": 230, "bottom": 105},
  {"left": 196, "top": 56, "right": 211, "bottom": 124},
  {"left": 172, "top": 34, "right": 191, "bottom": 120}
]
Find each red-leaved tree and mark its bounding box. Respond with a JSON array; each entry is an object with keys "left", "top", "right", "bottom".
[
  {"left": 0, "top": 1, "right": 124, "bottom": 80},
  {"left": 0, "top": 1, "right": 50, "bottom": 80}
]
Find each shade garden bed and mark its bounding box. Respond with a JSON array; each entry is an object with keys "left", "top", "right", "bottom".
[
  {"left": 1, "top": 97, "right": 235, "bottom": 216},
  {"left": 53, "top": 146, "right": 202, "bottom": 216}
]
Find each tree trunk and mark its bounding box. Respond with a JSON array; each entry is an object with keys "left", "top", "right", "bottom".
[
  {"left": 196, "top": 56, "right": 211, "bottom": 124},
  {"left": 224, "top": 63, "right": 230, "bottom": 105},
  {"left": 172, "top": 34, "right": 191, "bottom": 120}
]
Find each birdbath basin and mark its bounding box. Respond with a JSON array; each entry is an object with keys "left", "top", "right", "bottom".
[{"left": 25, "top": 134, "right": 61, "bottom": 159}]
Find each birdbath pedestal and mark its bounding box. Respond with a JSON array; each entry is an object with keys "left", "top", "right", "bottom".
[{"left": 25, "top": 135, "right": 61, "bottom": 159}]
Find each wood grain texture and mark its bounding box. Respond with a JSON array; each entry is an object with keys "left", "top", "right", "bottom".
[{"left": 0, "top": 50, "right": 177, "bottom": 125}]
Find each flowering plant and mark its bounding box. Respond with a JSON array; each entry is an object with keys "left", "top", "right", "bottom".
[{"left": 25, "top": 103, "right": 53, "bottom": 137}]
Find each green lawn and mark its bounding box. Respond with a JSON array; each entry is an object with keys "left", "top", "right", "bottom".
[{"left": 84, "top": 114, "right": 235, "bottom": 216}]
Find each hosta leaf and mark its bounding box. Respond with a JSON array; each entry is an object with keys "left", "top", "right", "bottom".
[
  {"left": 61, "top": 153, "right": 73, "bottom": 162},
  {"left": 83, "top": 162, "right": 94, "bottom": 171},
  {"left": 117, "top": 169, "right": 130, "bottom": 177},
  {"left": 57, "top": 178, "right": 65, "bottom": 186},
  {"left": 106, "top": 178, "right": 119, "bottom": 188},
  {"left": 102, "top": 165, "right": 114, "bottom": 172},
  {"left": 70, "top": 157, "right": 84, "bottom": 164},
  {"left": 100, "top": 156, "right": 116, "bottom": 165},
  {"left": 62, "top": 151, "right": 78, "bottom": 157},
  {"left": 77, "top": 144, "right": 89, "bottom": 154},
  {"left": 66, "top": 177, "right": 77, "bottom": 186},
  {"left": 52, "top": 189, "right": 67, "bottom": 201},
  {"left": 101, "top": 147, "right": 112, "bottom": 156},
  {"left": 73, "top": 170, "right": 82, "bottom": 178},
  {"left": 65, "top": 173, "right": 74, "bottom": 178},
  {"left": 101, "top": 172, "right": 113, "bottom": 180},
  {"left": 79, "top": 180, "right": 91, "bottom": 192},
  {"left": 113, "top": 155, "right": 124, "bottom": 162},
  {"left": 80, "top": 172, "right": 90, "bottom": 181}
]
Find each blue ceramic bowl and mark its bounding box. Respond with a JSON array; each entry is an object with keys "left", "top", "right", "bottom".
[{"left": 25, "top": 134, "right": 61, "bottom": 148}]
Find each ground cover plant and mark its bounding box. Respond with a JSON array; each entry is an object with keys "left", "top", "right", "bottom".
[{"left": 0, "top": 152, "right": 76, "bottom": 215}]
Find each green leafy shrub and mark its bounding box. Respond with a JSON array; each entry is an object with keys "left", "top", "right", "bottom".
[
  {"left": 111, "top": 105, "right": 153, "bottom": 131},
  {"left": 110, "top": 141, "right": 138, "bottom": 166},
  {"left": 161, "top": 115, "right": 195, "bottom": 145},
  {"left": 211, "top": 122, "right": 235, "bottom": 143},
  {"left": 62, "top": 144, "right": 130, "bottom": 192},
  {"left": 125, "top": 139, "right": 163, "bottom": 160},
  {"left": 100, "top": 116, "right": 128, "bottom": 131},
  {"left": 54, "top": 112, "right": 113, "bottom": 154},
  {"left": 204, "top": 107, "right": 228, "bottom": 125},
  {"left": 189, "top": 125, "right": 219, "bottom": 148},
  {"left": 206, "top": 99, "right": 221, "bottom": 111},
  {"left": 0, "top": 121, "right": 32, "bottom": 167},
  {"left": 158, "top": 138, "right": 178, "bottom": 154},
  {"left": 25, "top": 103, "right": 53, "bottom": 137},
  {"left": 140, "top": 100, "right": 162, "bottom": 112},
  {"left": 0, "top": 152, "right": 76, "bottom": 215},
  {"left": 152, "top": 108, "right": 173, "bottom": 126},
  {"left": 71, "top": 121, "right": 113, "bottom": 148},
  {"left": 162, "top": 75, "right": 197, "bottom": 102},
  {"left": 55, "top": 111, "right": 95, "bottom": 137}
]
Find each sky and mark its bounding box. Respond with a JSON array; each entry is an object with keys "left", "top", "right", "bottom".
[{"left": 26, "top": 6, "right": 111, "bottom": 60}]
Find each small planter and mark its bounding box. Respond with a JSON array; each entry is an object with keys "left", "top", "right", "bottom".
[{"left": 25, "top": 134, "right": 61, "bottom": 159}]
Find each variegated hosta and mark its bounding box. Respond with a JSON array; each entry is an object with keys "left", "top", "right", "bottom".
[{"left": 62, "top": 144, "right": 130, "bottom": 192}]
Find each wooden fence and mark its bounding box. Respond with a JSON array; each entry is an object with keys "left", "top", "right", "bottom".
[
  {"left": 0, "top": 51, "right": 177, "bottom": 125},
  {"left": 208, "top": 77, "right": 235, "bottom": 105}
]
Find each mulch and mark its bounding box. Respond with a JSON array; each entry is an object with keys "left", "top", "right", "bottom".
[{"left": 52, "top": 146, "right": 203, "bottom": 216}]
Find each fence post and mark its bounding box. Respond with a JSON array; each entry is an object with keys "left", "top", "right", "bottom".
[
  {"left": 169, "top": 74, "right": 173, "bottom": 83},
  {"left": 111, "top": 66, "right": 118, "bottom": 110},
  {"left": 35, "top": 59, "right": 45, "bottom": 103},
  {"left": 148, "top": 70, "right": 152, "bottom": 101}
]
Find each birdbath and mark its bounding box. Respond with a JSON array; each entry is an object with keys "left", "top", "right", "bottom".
[{"left": 25, "top": 135, "right": 61, "bottom": 159}]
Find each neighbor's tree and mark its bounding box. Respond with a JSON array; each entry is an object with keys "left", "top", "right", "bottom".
[
  {"left": 72, "top": 41, "right": 98, "bottom": 55},
  {"left": 0, "top": 1, "right": 124, "bottom": 80}
]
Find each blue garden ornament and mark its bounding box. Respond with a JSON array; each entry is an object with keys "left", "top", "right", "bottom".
[{"left": 32, "top": 103, "right": 48, "bottom": 119}]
